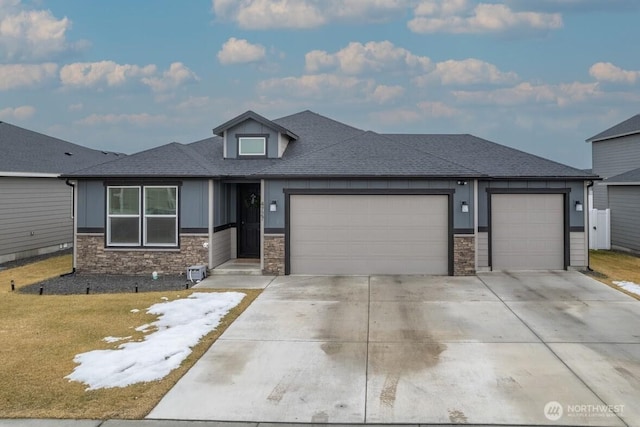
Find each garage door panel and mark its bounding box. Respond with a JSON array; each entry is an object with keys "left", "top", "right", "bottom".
[
  {"left": 492, "top": 194, "right": 564, "bottom": 270},
  {"left": 290, "top": 194, "right": 449, "bottom": 275}
]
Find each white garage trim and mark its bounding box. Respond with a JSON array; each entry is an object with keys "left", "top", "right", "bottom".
[
  {"left": 284, "top": 189, "right": 454, "bottom": 275},
  {"left": 488, "top": 189, "right": 569, "bottom": 271}
]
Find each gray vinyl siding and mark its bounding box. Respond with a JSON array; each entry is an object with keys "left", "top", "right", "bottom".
[
  {"left": 477, "top": 180, "right": 585, "bottom": 229},
  {"left": 477, "top": 232, "right": 488, "bottom": 267},
  {"left": 592, "top": 135, "right": 640, "bottom": 209},
  {"left": 77, "top": 179, "right": 209, "bottom": 232},
  {"left": 210, "top": 227, "right": 232, "bottom": 268},
  {"left": 225, "top": 118, "right": 279, "bottom": 159},
  {"left": 609, "top": 186, "right": 640, "bottom": 252},
  {"left": 0, "top": 177, "right": 72, "bottom": 258},
  {"left": 570, "top": 232, "right": 587, "bottom": 267},
  {"left": 181, "top": 180, "right": 208, "bottom": 230},
  {"left": 263, "top": 179, "right": 475, "bottom": 230},
  {"left": 77, "top": 180, "right": 104, "bottom": 229},
  {"left": 214, "top": 182, "right": 236, "bottom": 227}
]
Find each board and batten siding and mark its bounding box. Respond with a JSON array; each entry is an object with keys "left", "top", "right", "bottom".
[
  {"left": 592, "top": 134, "right": 640, "bottom": 209},
  {"left": 608, "top": 186, "right": 640, "bottom": 252},
  {"left": 0, "top": 177, "right": 72, "bottom": 262}
]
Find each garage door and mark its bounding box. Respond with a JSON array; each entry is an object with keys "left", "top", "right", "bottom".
[
  {"left": 491, "top": 194, "right": 564, "bottom": 270},
  {"left": 289, "top": 194, "right": 449, "bottom": 275}
]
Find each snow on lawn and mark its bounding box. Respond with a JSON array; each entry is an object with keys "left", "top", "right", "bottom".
[
  {"left": 613, "top": 281, "right": 640, "bottom": 296},
  {"left": 66, "top": 292, "right": 245, "bottom": 390}
]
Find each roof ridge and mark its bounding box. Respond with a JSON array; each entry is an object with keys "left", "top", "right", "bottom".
[
  {"left": 174, "top": 142, "right": 217, "bottom": 174},
  {"left": 273, "top": 110, "right": 363, "bottom": 133}
]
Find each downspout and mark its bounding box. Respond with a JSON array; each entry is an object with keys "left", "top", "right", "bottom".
[
  {"left": 586, "top": 180, "right": 594, "bottom": 271},
  {"left": 62, "top": 179, "right": 77, "bottom": 276}
]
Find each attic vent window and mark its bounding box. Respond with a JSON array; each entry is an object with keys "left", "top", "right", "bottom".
[
  {"left": 64, "top": 152, "right": 73, "bottom": 156},
  {"left": 238, "top": 137, "right": 266, "bottom": 156}
]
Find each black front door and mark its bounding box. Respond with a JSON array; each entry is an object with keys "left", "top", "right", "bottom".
[{"left": 238, "top": 183, "right": 261, "bottom": 258}]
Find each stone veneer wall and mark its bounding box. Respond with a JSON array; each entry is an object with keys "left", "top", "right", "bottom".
[
  {"left": 263, "top": 234, "right": 285, "bottom": 275},
  {"left": 454, "top": 235, "right": 475, "bottom": 276},
  {"left": 76, "top": 234, "right": 209, "bottom": 275}
]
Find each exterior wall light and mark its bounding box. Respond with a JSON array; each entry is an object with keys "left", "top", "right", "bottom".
[
  {"left": 270, "top": 200, "right": 277, "bottom": 212},
  {"left": 575, "top": 201, "right": 583, "bottom": 212},
  {"left": 457, "top": 180, "right": 468, "bottom": 185},
  {"left": 461, "top": 201, "right": 469, "bottom": 213}
]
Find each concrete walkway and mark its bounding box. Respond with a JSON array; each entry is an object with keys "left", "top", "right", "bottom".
[{"left": 145, "top": 272, "right": 640, "bottom": 426}]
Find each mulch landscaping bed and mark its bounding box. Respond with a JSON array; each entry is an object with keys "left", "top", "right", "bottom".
[{"left": 20, "top": 273, "right": 198, "bottom": 295}]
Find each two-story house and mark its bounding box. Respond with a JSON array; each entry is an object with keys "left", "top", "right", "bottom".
[
  {"left": 587, "top": 114, "right": 640, "bottom": 253},
  {"left": 63, "top": 110, "right": 595, "bottom": 277}
]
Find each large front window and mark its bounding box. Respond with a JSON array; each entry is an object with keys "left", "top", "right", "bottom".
[{"left": 107, "top": 185, "right": 178, "bottom": 247}]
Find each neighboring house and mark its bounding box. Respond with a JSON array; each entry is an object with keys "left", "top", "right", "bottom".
[
  {"left": 63, "top": 110, "right": 595, "bottom": 276},
  {"left": 587, "top": 114, "right": 640, "bottom": 253},
  {"left": 0, "top": 122, "right": 121, "bottom": 264}
]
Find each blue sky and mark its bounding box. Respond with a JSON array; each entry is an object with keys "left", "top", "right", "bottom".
[{"left": 1, "top": 0, "right": 639, "bottom": 168}]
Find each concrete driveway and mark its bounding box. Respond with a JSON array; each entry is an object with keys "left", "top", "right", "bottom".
[{"left": 148, "top": 271, "right": 640, "bottom": 426}]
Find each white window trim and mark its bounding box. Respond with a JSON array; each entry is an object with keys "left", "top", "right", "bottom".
[
  {"left": 238, "top": 136, "right": 266, "bottom": 156},
  {"left": 106, "top": 186, "right": 141, "bottom": 247},
  {"left": 143, "top": 186, "right": 179, "bottom": 247}
]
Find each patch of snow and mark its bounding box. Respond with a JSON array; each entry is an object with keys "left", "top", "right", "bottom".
[
  {"left": 66, "top": 292, "right": 245, "bottom": 390},
  {"left": 103, "top": 336, "right": 131, "bottom": 343},
  {"left": 135, "top": 323, "right": 151, "bottom": 332},
  {"left": 160, "top": 297, "right": 168, "bottom": 301},
  {"left": 130, "top": 309, "right": 140, "bottom": 313},
  {"left": 613, "top": 281, "right": 640, "bottom": 296}
]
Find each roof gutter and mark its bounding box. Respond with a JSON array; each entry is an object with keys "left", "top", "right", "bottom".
[{"left": 0, "top": 172, "right": 59, "bottom": 178}]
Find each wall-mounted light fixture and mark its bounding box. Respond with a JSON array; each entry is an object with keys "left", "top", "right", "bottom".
[
  {"left": 575, "top": 201, "right": 583, "bottom": 212},
  {"left": 461, "top": 201, "right": 469, "bottom": 213},
  {"left": 457, "top": 180, "right": 468, "bottom": 186},
  {"left": 270, "top": 200, "right": 278, "bottom": 212}
]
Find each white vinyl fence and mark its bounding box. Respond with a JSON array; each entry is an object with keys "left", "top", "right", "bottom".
[{"left": 589, "top": 209, "right": 611, "bottom": 250}]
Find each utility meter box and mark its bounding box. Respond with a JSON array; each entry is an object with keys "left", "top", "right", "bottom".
[{"left": 187, "top": 265, "right": 207, "bottom": 281}]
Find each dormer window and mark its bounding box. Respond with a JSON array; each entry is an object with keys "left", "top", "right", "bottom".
[{"left": 238, "top": 136, "right": 267, "bottom": 157}]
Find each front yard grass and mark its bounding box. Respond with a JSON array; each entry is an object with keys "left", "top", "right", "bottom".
[
  {"left": 0, "top": 255, "right": 260, "bottom": 419},
  {"left": 589, "top": 249, "right": 640, "bottom": 300}
]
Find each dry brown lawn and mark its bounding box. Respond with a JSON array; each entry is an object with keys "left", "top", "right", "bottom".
[
  {"left": 0, "top": 255, "right": 260, "bottom": 419},
  {"left": 589, "top": 250, "right": 640, "bottom": 300}
]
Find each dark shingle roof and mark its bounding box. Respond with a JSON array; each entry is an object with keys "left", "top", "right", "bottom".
[
  {"left": 387, "top": 134, "right": 592, "bottom": 178},
  {"left": 0, "top": 121, "right": 122, "bottom": 175},
  {"left": 586, "top": 114, "right": 640, "bottom": 142},
  {"left": 607, "top": 167, "right": 640, "bottom": 184},
  {"left": 64, "top": 110, "right": 596, "bottom": 180}
]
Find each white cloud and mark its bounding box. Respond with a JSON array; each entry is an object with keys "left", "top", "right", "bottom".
[
  {"left": 218, "top": 37, "right": 266, "bottom": 65},
  {"left": 0, "top": 105, "right": 35, "bottom": 120},
  {"left": 76, "top": 113, "right": 168, "bottom": 127},
  {"left": 408, "top": 1, "right": 563, "bottom": 34},
  {"left": 453, "top": 81, "right": 600, "bottom": 106},
  {"left": 415, "top": 58, "right": 518, "bottom": 86},
  {"left": 175, "top": 96, "right": 211, "bottom": 111},
  {"left": 60, "top": 61, "right": 156, "bottom": 88},
  {"left": 0, "top": 4, "right": 84, "bottom": 61},
  {"left": 0, "top": 63, "right": 57, "bottom": 90},
  {"left": 371, "top": 84, "right": 405, "bottom": 103},
  {"left": 212, "top": 0, "right": 408, "bottom": 30},
  {"left": 68, "top": 102, "right": 83, "bottom": 111},
  {"left": 306, "top": 41, "right": 431, "bottom": 74},
  {"left": 417, "top": 100, "right": 459, "bottom": 117},
  {"left": 141, "top": 62, "right": 199, "bottom": 93},
  {"left": 589, "top": 62, "right": 640, "bottom": 84},
  {"left": 259, "top": 73, "right": 374, "bottom": 99}
]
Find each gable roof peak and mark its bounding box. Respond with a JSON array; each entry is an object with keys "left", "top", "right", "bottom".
[{"left": 212, "top": 110, "right": 298, "bottom": 140}]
